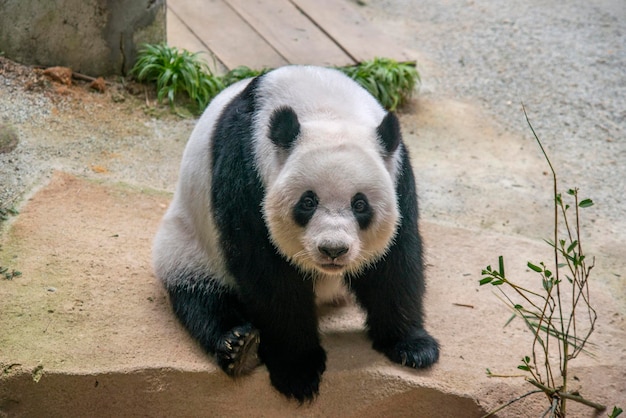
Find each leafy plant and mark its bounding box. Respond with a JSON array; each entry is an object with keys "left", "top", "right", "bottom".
[
  {"left": 220, "top": 65, "right": 269, "bottom": 87},
  {"left": 131, "top": 43, "right": 223, "bottom": 112},
  {"left": 338, "top": 57, "right": 420, "bottom": 111},
  {"left": 131, "top": 43, "right": 421, "bottom": 114},
  {"left": 0, "top": 266, "right": 21, "bottom": 280},
  {"left": 0, "top": 206, "right": 18, "bottom": 222},
  {"left": 479, "top": 106, "right": 619, "bottom": 417}
]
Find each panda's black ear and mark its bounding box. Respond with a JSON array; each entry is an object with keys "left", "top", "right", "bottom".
[
  {"left": 269, "top": 106, "right": 300, "bottom": 150},
  {"left": 377, "top": 112, "right": 401, "bottom": 155}
]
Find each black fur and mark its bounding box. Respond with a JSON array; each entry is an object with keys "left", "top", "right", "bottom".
[
  {"left": 268, "top": 106, "right": 301, "bottom": 150},
  {"left": 351, "top": 192, "right": 373, "bottom": 229},
  {"left": 166, "top": 273, "right": 259, "bottom": 376},
  {"left": 293, "top": 190, "right": 319, "bottom": 227},
  {"left": 376, "top": 112, "right": 402, "bottom": 156}
]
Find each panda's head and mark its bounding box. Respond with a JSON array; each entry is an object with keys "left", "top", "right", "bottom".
[{"left": 263, "top": 106, "right": 402, "bottom": 276}]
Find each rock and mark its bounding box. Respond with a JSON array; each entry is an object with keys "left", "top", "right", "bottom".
[{"left": 0, "top": 0, "right": 166, "bottom": 77}]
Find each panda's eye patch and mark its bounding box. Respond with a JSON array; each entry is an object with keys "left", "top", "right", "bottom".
[
  {"left": 293, "top": 190, "right": 318, "bottom": 226},
  {"left": 352, "top": 193, "right": 373, "bottom": 229}
]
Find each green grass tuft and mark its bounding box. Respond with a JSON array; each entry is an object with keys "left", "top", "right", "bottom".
[
  {"left": 338, "top": 57, "right": 420, "bottom": 111},
  {"left": 132, "top": 43, "right": 223, "bottom": 112},
  {"left": 131, "top": 44, "right": 421, "bottom": 114}
]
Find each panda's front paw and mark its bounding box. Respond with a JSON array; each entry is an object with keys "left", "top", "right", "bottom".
[
  {"left": 263, "top": 345, "right": 327, "bottom": 403},
  {"left": 383, "top": 329, "right": 440, "bottom": 369},
  {"left": 216, "top": 324, "right": 261, "bottom": 377}
]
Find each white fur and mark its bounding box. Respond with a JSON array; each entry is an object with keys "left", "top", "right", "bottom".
[{"left": 152, "top": 78, "right": 253, "bottom": 288}]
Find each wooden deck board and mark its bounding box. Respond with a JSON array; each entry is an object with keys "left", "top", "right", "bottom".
[
  {"left": 166, "top": 7, "right": 228, "bottom": 74},
  {"left": 291, "top": 0, "right": 414, "bottom": 63},
  {"left": 168, "top": 0, "right": 288, "bottom": 70},
  {"left": 166, "top": 0, "right": 414, "bottom": 70},
  {"left": 225, "top": 0, "right": 354, "bottom": 67}
]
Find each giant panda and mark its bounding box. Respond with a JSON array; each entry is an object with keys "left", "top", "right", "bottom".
[{"left": 152, "top": 65, "right": 439, "bottom": 402}]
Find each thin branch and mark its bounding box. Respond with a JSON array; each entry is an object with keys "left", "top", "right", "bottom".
[
  {"left": 480, "top": 390, "right": 544, "bottom": 418},
  {"left": 527, "top": 379, "right": 607, "bottom": 412}
]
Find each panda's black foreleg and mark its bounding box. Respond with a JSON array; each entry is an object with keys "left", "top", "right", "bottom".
[
  {"left": 350, "top": 268, "right": 439, "bottom": 369},
  {"left": 350, "top": 234, "right": 440, "bottom": 370},
  {"left": 237, "top": 269, "right": 326, "bottom": 403},
  {"left": 166, "top": 276, "right": 261, "bottom": 377}
]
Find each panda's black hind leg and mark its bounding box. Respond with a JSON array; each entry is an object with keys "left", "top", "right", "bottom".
[{"left": 166, "top": 275, "right": 261, "bottom": 377}]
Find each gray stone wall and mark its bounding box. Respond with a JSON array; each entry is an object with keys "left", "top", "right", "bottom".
[{"left": 0, "top": 0, "right": 166, "bottom": 76}]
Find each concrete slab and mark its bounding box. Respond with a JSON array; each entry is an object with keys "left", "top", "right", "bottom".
[{"left": 1, "top": 172, "right": 624, "bottom": 417}]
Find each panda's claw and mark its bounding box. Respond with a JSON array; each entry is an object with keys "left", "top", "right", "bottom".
[
  {"left": 382, "top": 330, "right": 440, "bottom": 370},
  {"left": 216, "top": 324, "right": 261, "bottom": 377}
]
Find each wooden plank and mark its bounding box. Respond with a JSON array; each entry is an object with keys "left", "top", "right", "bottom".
[
  {"left": 168, "top": 0, "right": 288, "bottom": 70},
  {"left": 166, "top": 7, "right": 228, "bottom": 75},
  {"left": 291, "top": 0, "right": 415, "bottom": 63},
  {"left": 225, "top": 0, "right": 355, "bottom": 67}
]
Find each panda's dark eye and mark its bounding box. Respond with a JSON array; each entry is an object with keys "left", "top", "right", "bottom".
[
  {"left": 352, "top": 193, "right": 373, "bottom": 229},
  {"left": 352, "top": 199, "right": 368, "bottom": 213},
  {"left": 300, "top": 196, "right": 317, "bottom": 211},
  {"left": 293, "top": 191, "right": 318, "bottom": 227}
]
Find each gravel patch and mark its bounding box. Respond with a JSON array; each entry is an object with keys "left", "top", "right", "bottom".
[{"left": 366, "top": 0, "right": 625, "bottom": 258}]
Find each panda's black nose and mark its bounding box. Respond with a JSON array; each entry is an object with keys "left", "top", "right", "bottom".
[{"left": 318, "top": 245, "right": 349, "bottom": 259}]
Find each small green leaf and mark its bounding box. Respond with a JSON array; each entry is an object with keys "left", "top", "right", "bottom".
[
  {"left": 517, "top": 365, "right": 530, "bottom": 371},
  {"left": 579, "top": 199, "right": 594, "bottom": 208},
  {"left": 498, "top": 255, "right": 505, "bottom": 278},
  {"left": 479, "top": 277, "right": 493, "bottom": 285},
  {"left": 566, "top": 240, "right": 578, "bottom": 253},
  {"left": 527, "top": 262, "right": 543, "bottom": 273},
  {"left": 542, "top": 278, "right": 553, "bottom": 292}
]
